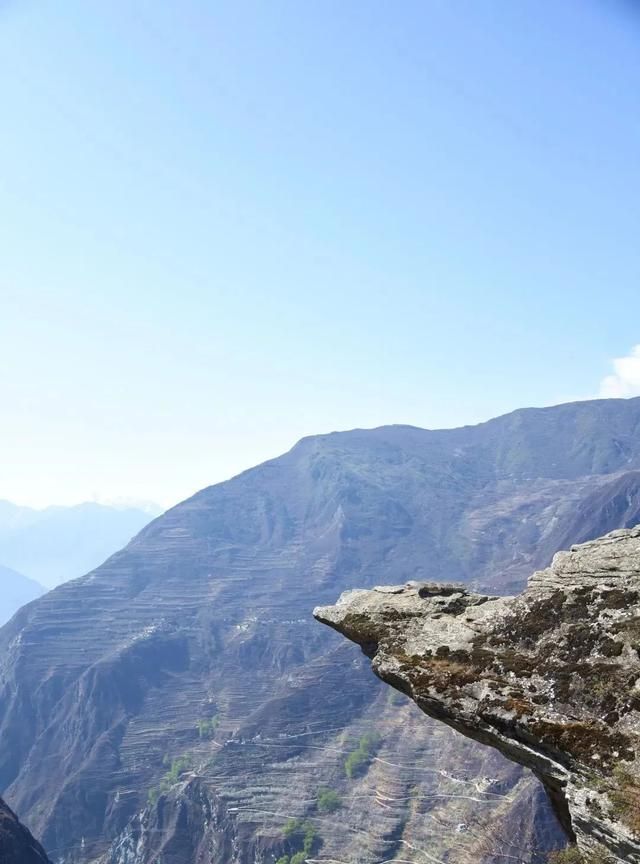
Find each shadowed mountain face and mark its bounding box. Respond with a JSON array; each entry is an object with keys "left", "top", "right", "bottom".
[
  {"left": 0, "top": 796, "right": 50, "bottom": 864},
  {"left": 2, "top": 398, "right": 640, "bottom": 864},
  {"left": 0, "top": 501, "right": 156, "bottom": 588},
  {"left": 0, "top": 564, "right": 45, "bottom": 627}
]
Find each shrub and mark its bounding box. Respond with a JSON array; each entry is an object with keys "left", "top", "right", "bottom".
[
  {"left": 302, "top": 822, "right": 316, "bottom": 853},
  {"left": 316, "top": 787, "right": 341, "bottom": 813},
  {"left": 345, "top": 749, "right": 366, "bottom": 778},
  {"left": 147, "top": 754, "right": 193, "bottom": 808},
  {"left": 344, "top": 732, "right": 381, "bottom": 779},
  {"left": 280, "top": 819, "right": 318, "bottom": 861},
  {"left": 360, "top": 731, "right": 381, "bottom": 751},
  {"left": 165, "top": 756, "right": 191, "bottom": 783},
  {"left": 197, "top": 714, "right": 220, "bottom": 739},
  {"left": 283, "top": 818, "right": 302, "bottom": 839}
]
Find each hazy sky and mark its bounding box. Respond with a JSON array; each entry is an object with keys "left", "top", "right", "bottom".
[{"left": 2, "top": 1, "right": 640, "bottom": 509}]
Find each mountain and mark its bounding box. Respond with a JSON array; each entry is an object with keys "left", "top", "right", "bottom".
[
  {"left": 0, "top": 501, "right": 157, "bottom": 588},
  {"left": 315, "top": 526, "right": 640, "bottom": 863},
  {"left": 0, "top": 796, "right": 50, "bottom": 864},
  {"left": 2, "top": 398, "right": 640, "bottom": 864},
  {"left": 0, "top": 563, "right": 45, "bottom": 627}
]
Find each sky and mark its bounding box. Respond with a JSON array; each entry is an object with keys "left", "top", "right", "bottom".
[{"left": 1, "top": 0, "right": 640, "bottom": 509}]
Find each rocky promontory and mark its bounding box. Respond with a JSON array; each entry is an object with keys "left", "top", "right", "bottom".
[
  {"left": 0, "top": 797, "right": 51, "bottom": 864},
  {"left": 315, "top": 527, "right": 640, "bottom": 863}
]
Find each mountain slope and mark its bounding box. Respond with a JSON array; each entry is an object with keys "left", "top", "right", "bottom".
[
  {"left": 0, "top": 796, "right": 50, "bottom": 864},
  {"left": 0, "top": 501, "right": 156, "bottom": 587},
  {"left": 2, "top": 398, "right": 640, "bottom": 864},
  {"left": 0, "top": 563, "right": 45, "bottom": 626}
]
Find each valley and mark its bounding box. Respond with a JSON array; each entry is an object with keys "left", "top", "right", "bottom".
[{"left": 2, "top": 399, "right": 640, "bottom": 862}]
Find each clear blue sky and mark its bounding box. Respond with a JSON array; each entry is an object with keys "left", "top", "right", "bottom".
[{"left": 2, "top": 0, "right": 640, "bottom": 508}]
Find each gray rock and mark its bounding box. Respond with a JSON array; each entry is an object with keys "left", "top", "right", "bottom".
[{"left": 315, "top": 526, "right": 640, "bottom": 863}]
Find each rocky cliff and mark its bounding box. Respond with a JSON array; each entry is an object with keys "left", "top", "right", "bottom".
[
  {"left": 0, "top": 796, "right": 50, "bottom": 863},
  {"left": 315, "top": 526, "right": 640, "bottom": 863},
  {"left": 3, "top": 399, "right": 640, "bottom": 863}
]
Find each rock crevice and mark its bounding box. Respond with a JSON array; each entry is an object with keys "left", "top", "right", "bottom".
[{"left": 315, "top": 527, "right": 640, "bottom": 863}]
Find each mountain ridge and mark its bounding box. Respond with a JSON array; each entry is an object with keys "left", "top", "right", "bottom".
[
  {"left": 0, "top": 564, "right": 45, "bottom": 626},
  {"left": 0, "top": 500, "right": 155, "bottom": 588},
  {"left": 179, "top": 396, "right": 640, "bottom": 507},
  {"left": 3, "top": 397, "right": 640, "bottom": 863}
]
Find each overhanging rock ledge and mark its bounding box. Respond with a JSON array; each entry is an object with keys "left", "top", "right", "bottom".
[{"left": 314, "top": 526, "right": 640, "bottom": 863}]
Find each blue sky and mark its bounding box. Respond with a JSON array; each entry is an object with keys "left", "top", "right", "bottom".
[{"left": 1, "top": 0, "right": 640, "bottom": 508}]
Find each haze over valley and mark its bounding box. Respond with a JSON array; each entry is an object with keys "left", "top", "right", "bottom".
[{"left": 0, "top": 502, "right": 156, "bottom": 625}]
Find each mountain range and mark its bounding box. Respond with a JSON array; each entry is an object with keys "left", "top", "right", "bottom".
[
  {"left": 0, "top": 500, "right": 156, "bottom": 589},
  {"left": 2, "top": 398, "right": 640, "bottom": 863},
  {"left": 0, "top": 564, "right": 45, "bottom": 627}
]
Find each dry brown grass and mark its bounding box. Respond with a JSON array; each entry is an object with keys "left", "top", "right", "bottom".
[{"left": 610, "top": 768, "right": 640, "bottom": 835}]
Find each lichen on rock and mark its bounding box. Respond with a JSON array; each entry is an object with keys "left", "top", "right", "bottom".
[{"left": 314, "top": 526, "right": 640, "bottom": 864}]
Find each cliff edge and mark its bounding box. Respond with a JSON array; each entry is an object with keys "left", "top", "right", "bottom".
[
  {"left": 0, "top": 797, "right": 50, "bottom": 864},
  {"left": 315, "top": 526, "right": 640, "bottom": 863}
]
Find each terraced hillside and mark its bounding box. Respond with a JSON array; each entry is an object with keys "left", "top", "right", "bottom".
[{"left": 2, "top": 398, "right": 640, "bottom": 863}]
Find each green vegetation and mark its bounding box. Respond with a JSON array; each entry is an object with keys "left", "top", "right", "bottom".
[
  {"left": 548, "top": 850, "right": 586, "bottom": 864},
  {"left": 165, "top": 756, "right": 192, "bottom": 782},
  {"left": 196, "top": 714, "right": 220, "bottom": 739},
  {"left": 344, "top": 731, "right": 381, "bottom": 779},
  {"left": 283, "top": 818, "right": 302, "bottom": 839},
  {"left": 277, "top": 819, "right": 319, "bottom": 864},
  {"left": 316, "top": 786, "right": 341, "bottom": 813},
  {"left": 547, "top": 847, "right": 612, "bottom": 864},
  {"left": 147, "top": 755, "right": 193, "bottom": 805}
]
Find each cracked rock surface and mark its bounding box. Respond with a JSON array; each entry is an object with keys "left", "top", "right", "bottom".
[{"left": 315, "top": 526, "right": 640, "bottom": 863}]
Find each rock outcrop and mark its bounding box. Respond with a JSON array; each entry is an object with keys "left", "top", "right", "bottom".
[
  {"left": 315, "top": 526, "right": 640, "bottom": 863},
  {"left": 0, "top": 796, "right": 51, "bottom": 863}
]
